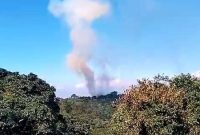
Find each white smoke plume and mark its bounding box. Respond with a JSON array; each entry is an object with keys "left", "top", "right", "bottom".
[{"left": 48, "top": 0, "right": 110, "bottom": 96}]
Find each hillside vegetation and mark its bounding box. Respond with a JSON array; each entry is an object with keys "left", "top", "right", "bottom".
[
  {"left": 59, "top": 92, "right": 120, "bottom": 135},
  {"left": 1, "top": 68, "right": 200, "bottom": 135}
]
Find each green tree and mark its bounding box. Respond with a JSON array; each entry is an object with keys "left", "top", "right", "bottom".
[
  {"left": 0, "top": 68, "right": 76, "bottom": 135},
  {"left": 171, "top": 74, "right": 200, "bottom": 134},
  {"left": 109, "top": 74, "right": 200, "bottom": 135}
]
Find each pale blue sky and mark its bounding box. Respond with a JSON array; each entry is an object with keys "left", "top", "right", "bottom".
[{"left": 1, "top": 0, "right": 200, "bottom": 97}]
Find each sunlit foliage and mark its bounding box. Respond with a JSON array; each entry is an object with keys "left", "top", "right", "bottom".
[{"left": 109, "top": 74, "right": 200, "bottom": 135}]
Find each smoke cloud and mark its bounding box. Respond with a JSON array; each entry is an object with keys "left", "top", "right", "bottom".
[{"left": 48, "top": 0, "right": 110, "bottom": 96}]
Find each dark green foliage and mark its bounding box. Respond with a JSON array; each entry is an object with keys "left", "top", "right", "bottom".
[
  {"left": 171, "top": 74, "right": 200, "bottom": 134},
  {"left": 0, "top": 68, "right": 75, "bottom": 135}
]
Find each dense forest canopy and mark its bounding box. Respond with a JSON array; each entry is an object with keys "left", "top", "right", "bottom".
[
  {"left": 1, "top": 68, "right": 200, "bottom": 135},
  {"left": 59, "top": 91, "right": 120, "bottom": 135}
]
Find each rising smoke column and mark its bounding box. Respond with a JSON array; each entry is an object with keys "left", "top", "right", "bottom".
[{"left": 48, "top": 0, "right": 110, "bottom": 96}]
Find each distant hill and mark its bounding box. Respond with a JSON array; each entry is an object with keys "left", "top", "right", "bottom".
[{"left": 59, "top": 91, "right": 122, "bottom": 135}]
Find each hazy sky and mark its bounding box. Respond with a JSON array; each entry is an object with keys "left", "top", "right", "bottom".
[{"left": 1, "top": 0, "right": 200, "bottom": 97}]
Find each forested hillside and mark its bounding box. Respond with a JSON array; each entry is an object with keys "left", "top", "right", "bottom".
[
  {"left": 59, "top": 92, "right": 120, "bottom": 135},
  {"left": 1, "top": 68, "right": 200, "bottom": 135},
  {"left": 60, "top": 74, "right": 200, "bottom": 135}
]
